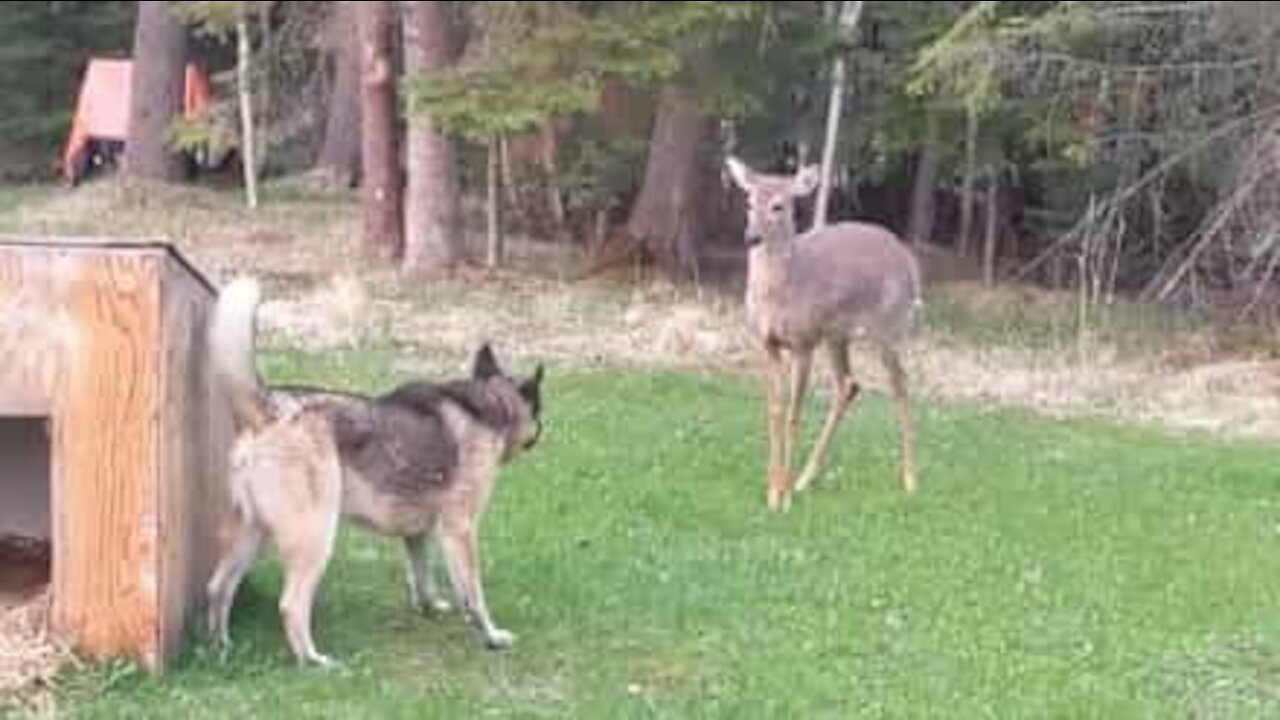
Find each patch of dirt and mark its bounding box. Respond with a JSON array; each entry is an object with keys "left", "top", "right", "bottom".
[
  {"left": 7, "top": 181, "right": 1280, "bottom": 442},
  {"left": 936, "top": 279, "right": 1078, "bottom": 316},
  {"left": 1161, "top": 635, "right": 1280, "bottom": 719},
  {"left": 249, "top": 269, "right": 1280, "bottom": 441},
  {"left": 1, "top": 537, "right": 63, "bottom": 716},
  {"left": 1, "top": 587, "right": 67, "bottom": 718}
]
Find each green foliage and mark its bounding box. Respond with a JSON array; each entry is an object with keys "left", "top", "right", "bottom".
[
  {"left": 165, "top": 112, "right": 237, "bottom": 162},
  {"left": 907, "top": 1, "right": 1004, "bottom": 115},
  {"left": 402, "top": 1, "right": 763, "bottom": 141},
  {"left": 172, "top": 0, "right": 245, "bottom": 38},
  {"left": 894, "top": 1, "right": 1103, "bottom": 201},
  {"left": 720, "top": 2, "right": 995, "bottom": 184},
  {"left": 706, "top": 1, "right": 832, "bottom": 124},
  {"left": 0, "top": 1, "right": 134, "bottom": 176},
  {"left": 558, "top": 117, "right": 648, "bottom": 215},
  {"left": 405, "top": 64, "right": 599, "bottom": 142}
]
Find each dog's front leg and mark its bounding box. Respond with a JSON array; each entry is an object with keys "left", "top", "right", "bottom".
[
  {"left": 439, "top": 520, "right": 513, "bottom": 650},
  {"left": 403, "top": 532, "right": 451, "bottom": 614}
]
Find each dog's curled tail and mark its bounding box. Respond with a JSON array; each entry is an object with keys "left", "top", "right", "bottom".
[{"left": 210, "top": 276, "right": 274, "bottom": 431}]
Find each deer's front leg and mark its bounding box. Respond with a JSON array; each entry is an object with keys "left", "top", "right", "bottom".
[
  {"left": 763, "top": 343, "right": 790, "bottom": 512},
  {"left": 785, "top": 349, "right": 813, "bottom": 476}
]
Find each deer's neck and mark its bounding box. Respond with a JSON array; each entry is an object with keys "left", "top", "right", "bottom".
[
  {"left": 747, "top": 239, "right": 792, "bottom": 283},
  {"left": 745, "top": 238, "right": 795, "bottom": 337}
]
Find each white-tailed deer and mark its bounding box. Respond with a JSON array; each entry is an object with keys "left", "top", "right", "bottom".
[{"left": 725, "top": 156, "right": 921, "bottom": 511}]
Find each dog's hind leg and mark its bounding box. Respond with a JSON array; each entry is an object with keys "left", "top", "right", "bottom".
[
  {"left": 404, "top": 532, "right": 451, "bottom": 615},
  {"left": 274, "top": 477, "right": 340, "bottom": 668},
  {"left": 206, "top": 517, "right": 264, "bottom": 650},
  {"left": 278, "top": 531, "right": 337, "bottom": 668},
  {"left": 439, "top": 518, "right": 513, "bottom": 650}
]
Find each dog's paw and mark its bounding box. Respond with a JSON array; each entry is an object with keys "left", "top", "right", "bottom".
[
  {"left": 484, "top": 628, "right": 516, "bottom": 650},
  {"left": 202, "top": 636, "right": 234, "bottom": 664},
  {"left": 207, "top": 629, "right": 233, "bottom": 658},
  {"left": 411, "top": 596, "right": 453, "bottom": 616},
  {"left": 304, "top": 652, "right": 342, "bottom": 670}
]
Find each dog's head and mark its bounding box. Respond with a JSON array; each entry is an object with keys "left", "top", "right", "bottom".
[{"left": 471, "top": 343, "right": 544, "bottom": 457}]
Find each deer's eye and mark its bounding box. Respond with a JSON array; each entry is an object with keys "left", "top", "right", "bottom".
[{"left": 769, "top": 202, "right": 785, "bottom": 215}]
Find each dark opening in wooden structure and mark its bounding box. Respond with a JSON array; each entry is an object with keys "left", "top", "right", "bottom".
[{"left": 0, "top": 417, "right": 52, "bottom": 608}]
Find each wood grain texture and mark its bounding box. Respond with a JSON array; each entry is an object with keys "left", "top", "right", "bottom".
[
  {"left": 0, "top": 249, "right": 73, "bottom": 415},
  {"left": 0, "top": 241, "right": 225, "bottom": 671},
  {"left": 53, "top": 251, "right": 162, "bottom": 666}
]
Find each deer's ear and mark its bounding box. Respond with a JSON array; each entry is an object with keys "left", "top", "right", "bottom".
[
  {"left": 791, "top": 164, "right": 821, "bottom": 197},
  {"left": 725, "top": 156, "right": 755, "bottom": 191}
]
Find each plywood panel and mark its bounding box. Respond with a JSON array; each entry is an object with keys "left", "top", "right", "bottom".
[
  {"left": 157, "top": 259, "right": 232, "bottom": 665},
  {"left": 51, "top": 251, "right": 163, "bottom": 667},
  {"left": 0, "top": 248, "right": 73, "bottom": 415},
  {"left": 0, "top": 240, "right": 225, "bottom": 670}
]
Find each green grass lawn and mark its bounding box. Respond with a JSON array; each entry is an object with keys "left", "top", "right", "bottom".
[
  {"left": 42, "top": 352, "right": 1280, "bottom": 719},
  {"left": 0, "top": 184, "right": 52, "bottom": 222}
]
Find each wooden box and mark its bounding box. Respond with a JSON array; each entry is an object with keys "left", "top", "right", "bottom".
[{"left": 0, "top": 238, "right": 233, "bottom": 671}]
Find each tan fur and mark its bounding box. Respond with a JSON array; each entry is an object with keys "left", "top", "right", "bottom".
[
  {"left": 206, "top": 407, "right": 344, "bottom": 666},
  {"left": 207, "top": 399, "right": 524, "bottom": 666},
  {"left": 335, "top": 401, "right": 519, "bottom": 648},
  {"left": 206, "top": 275, "right": 543, "bottom": 665},
  {"left": 726, "top": 156, "right": 921, "bottom": 511}
]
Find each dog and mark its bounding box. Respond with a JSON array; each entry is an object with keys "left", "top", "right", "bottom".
[{"left": 204, "top": 276, "right": 545, "bottom": 666}]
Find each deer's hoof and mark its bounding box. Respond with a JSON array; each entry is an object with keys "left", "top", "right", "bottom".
[
  {"left": 767, "top": 489, "right": 790, "bottom": 512},
  {"left": 767, "top": 469, "right": 792, "bottom": 512}
]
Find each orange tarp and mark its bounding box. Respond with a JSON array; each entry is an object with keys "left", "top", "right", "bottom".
[{"left": 60, "top": 58, "right": 212, "bottom": 180}]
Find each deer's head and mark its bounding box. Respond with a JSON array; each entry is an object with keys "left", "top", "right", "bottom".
[{"left": 725, "top": 156, "right": 820, "bottom": 247}]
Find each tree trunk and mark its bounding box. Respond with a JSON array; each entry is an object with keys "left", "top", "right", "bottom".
[
  {"left": 907, "top": 111, "right": 939, "bottom": 247},
  {"left": 357, "top": 0, "right": 402, "bottom": 259},
  {"left": 500, "top": 135, "right": 520, "bottom": 216},
  {"left": 256, "top": 1, "right": 273, "bottom": 152},
  {"left": 402, "top": 0, "right": 463, "bottom": 274},
  {"left": 625, "top": 84, "right": 711, "bottom": 282},
  {"left": 958, "top": 104, "right": 979, "bottom": 257},
  {"left": 486, "top": 137, "right": 502, "bottom": 269},
  {"left": 540, "top": 122, "right": 566, "bottom": 229},
  {"left": 317, "top": 0, "right": 361, "bottom": 187},
  {"left": 813, "top": 0, "right": 865, "bottom": 230},
  {"left": 123, "top": 0, "right": 187, "bottom": 182},
  {"left": 983, "top": 164, "right": 999, "bottom": 287},
  {"left": 236, "top": 11, "right": 258, "bottom": 209}
]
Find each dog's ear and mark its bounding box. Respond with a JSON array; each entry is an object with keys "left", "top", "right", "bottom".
[
  {"left": 519, "top": 364, "right": 544, "bottom": 415},
  {"left": 519, "top": 363, "right": 544, "bottom": 393},
  {"left": 472, "top": 343, "right": 501, "bottom": 380}
]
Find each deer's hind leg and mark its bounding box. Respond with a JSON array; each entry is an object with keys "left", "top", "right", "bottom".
[
  {"left": 795, "top": 339, "right": 861, "bottom": 494},
  {"left": 880, "top": 345, "right": 918, "bottom": 494}
]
